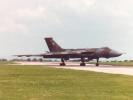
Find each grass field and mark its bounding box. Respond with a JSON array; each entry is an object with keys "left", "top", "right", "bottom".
[
  {"left": 0, "top": 63, "right": 133, "bottom": 100},
  {"left": 100, "top": 61, "right": 133, "bottom": 66},
  {"left": 89, "top": 61, "right": 133, "bottom": 66}
]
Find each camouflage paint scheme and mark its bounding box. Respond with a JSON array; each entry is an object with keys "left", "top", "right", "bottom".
[{"left": 16, "top": 37, "right": 122, "bottom": 66}]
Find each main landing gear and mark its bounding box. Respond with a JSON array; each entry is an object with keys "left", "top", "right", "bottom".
[
  {"left": 96, "top": 58, "right": 99, "bottom": 66},
  {"left": 59, "top": 58, "right": 99, "bottom": 66},
  {"left": 80, "top": 57, "right": 86, "bottom": 66},
  {"left": 80, "top": 57, "right": 99, "bottom": 66},
  {"left": 60, "top": 58, "right": 66, "bottom": 66}
]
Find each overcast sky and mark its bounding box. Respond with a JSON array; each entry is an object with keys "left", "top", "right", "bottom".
[{"left": 0, "top": 0, "right": 133, "bottom": 60}]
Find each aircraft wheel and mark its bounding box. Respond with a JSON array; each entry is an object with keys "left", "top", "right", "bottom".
[
  {"left": 60, "top": 63, "right": 66, "bottom": 66},
  {"left": 96, "top": 63, "right": 99, "bottom": 66},
  {"left": 80, "top": 63, "right": 86, "bottom": 66}
]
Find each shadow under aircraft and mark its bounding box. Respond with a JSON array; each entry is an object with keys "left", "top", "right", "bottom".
[{"left": 16, "top": 37, "right": 122, "bottom": 66}]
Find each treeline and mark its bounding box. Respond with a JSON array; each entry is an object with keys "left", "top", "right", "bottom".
[
  {"left": 0, "top": 59, "right": 7, "bottom": 61},
  {"left": 0, "top": 58, "right": 133, "bottom": 62},
  {"left": 11, "top": 58, "right": 44, "bottom": 62}
]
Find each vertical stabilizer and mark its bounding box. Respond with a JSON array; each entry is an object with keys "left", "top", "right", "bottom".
[{"left": 45, "top": 37, "right": 64, "bottom": 52}]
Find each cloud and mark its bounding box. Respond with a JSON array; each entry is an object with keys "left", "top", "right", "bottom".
[
  {"left": 59, "top": 0, "right": 96, "bottom": 14},
  {"left": 0, "top": 16, "right": 26, "bottom": 33},
  {"left": 17, "top": 6, "right": 47, "bottom": 19},
  {"left": 0, "top": 0, "right": 133, "bottom": 60}
]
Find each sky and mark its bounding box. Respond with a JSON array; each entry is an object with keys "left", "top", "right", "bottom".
[{"left": 0, "top": 0, "right": 133, "bottom": 60}]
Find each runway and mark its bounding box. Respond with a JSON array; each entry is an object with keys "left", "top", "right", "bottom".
[{"left": 15, "top": 61, "right": 133, "bottom": 76}]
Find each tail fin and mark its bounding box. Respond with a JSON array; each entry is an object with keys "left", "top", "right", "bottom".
[{"left": 45, "top": 37, "right": 64, "bottom": 52}]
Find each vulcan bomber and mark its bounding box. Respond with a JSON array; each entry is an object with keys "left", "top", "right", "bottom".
[{"left": 16, "top": 37, "right": 122, "bottom": 66}]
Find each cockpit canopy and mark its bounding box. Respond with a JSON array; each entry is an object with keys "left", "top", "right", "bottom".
[{"left": 101, "top": 47, "right": 111, "bottom": 51}]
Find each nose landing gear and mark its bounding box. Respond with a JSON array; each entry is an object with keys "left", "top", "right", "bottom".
[
  {"left": 96, "top": 58, "right": 99, "bottom": 66},
  {"left": 80, "top": 57, "right": 86, "bottom": 66}
]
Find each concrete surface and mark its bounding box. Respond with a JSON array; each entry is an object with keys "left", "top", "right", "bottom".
[{"left": 14, "top": 61, "right": 133, "bottom": 76}]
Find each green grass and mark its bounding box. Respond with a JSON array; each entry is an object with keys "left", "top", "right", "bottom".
[
  {"left": 0, "top": 61, "right": 14, "bottom": 65},
  {"left": 99, "top": 61, "right": 133, "bottom": 66},
  {"left": 0, "top": 63, "right": 133, "bottom": 100},
  {"left": 88, "top": 61, "right": 133, "bottom": 66}
]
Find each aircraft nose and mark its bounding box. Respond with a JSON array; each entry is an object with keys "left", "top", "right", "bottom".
[{"left": 110, "top": 50, "right": 122, "bottom": 57}]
